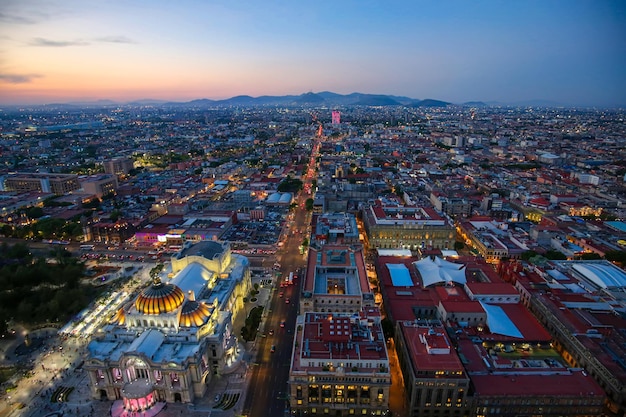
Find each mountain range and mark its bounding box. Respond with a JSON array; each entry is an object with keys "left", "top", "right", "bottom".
[
  {"left": 127, "top": 92, "right": 462, "bottom": 108},
  {"left": 10, "top": 91, "right": 572, "bottom": 109},
  {"left": 26, "top": 92, "right": 491, "bottom": 109}
]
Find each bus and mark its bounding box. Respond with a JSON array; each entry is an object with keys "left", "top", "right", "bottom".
[
  {"left": 79, "top": 244, "right": 95, "bottom": 251},
  {"left": 287, "top": 272, "right": 294, "bottom": 285}
]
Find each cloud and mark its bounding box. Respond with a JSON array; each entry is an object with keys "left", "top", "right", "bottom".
[
  {"left": 0, "top": 11, "right": 43, "bottom": 24},
  {"left": 30, "top": 37, "right": 89, "bottom": 47},
  {"left": 28, "top": 36, "right": 137, "bottom": 47},
  {"left": 95, "top": 36, "right": 137, "bottom": 44},
  {"left": 0, "top": 73, "right": 42, "bottom": 83}
]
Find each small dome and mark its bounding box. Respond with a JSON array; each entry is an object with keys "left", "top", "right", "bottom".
[
  {"left": 110, "top": 308, "right": 126, "bottom": 325},
  {"left": 179, "top": 301, "right": 211, "bottom": 327},
  {"left": 135, "top": 278, "right": 185, "bottom": 314}
]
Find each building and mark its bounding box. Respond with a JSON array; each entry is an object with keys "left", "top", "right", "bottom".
[
  {"left": 332, "top": 110, "right": 341, "bottom": 125},
  {"left": 290, "top": 242, "right": 389, "bottom": 416},
  {"left": 90, "top": 220, "right": 136, "bottom": 244},
  {"left": 288, "top": 310, "right": 390, "bottom": 416},
  {"left": 103, "top": 157, "right": 135, "bottom": 177},
  {"left": 502, "top": 259, "right": 626, "bottom": 415},
  {"left": 362, "top": 197, "right": 456, "bottom": 251},
  {"left": 1, "top": 172, "right": 80, "bottom": 196},
  {"left": 313, "top": 212, "right": 360, "bottom": 245},
  {"left": 395, "top": 321, "right": 471, "bottom": 417},
  {"left": 80, "top": 174, "right": 119, "bottom": 198},
  {"left": 456, "top": 218, "right": 529, "bottom": 263},
  {"left": 266, "top": 192, "right": 293, "bottom": 206},
  {"left": 85, "top": 241, "right": 251, "bottom": 411},
  {"left": 377, "top": 254, "right": 606, "bottom": 417},
  {"left": 430, "top": 192, "right": 472, "bottom": 218},
  {"left": 0, "top": 191, "right": 53, "bottom": 219},
  {"left": 300, "top": 244, "right": 375, "bottom": 314}
]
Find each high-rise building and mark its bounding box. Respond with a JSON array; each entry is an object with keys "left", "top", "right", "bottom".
[{"left": 332, "top": 110, "right": 341, "bottom": 125}]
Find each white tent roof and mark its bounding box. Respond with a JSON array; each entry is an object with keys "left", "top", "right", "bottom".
[
  {"left": 386, "top": 263, "right": 413, "bottom": 287},
  {"left": 480, "top": 302, "right": 523, "bottom": 338},
  {"left": 413, "top": 256, "right": 467, "bottom": 287}
]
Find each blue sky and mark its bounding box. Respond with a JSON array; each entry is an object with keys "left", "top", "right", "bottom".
[{"left": 1, "top": 0, "right": 625, "bottom": 106}]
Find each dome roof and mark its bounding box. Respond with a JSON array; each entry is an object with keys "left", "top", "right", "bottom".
[
  {"left": 179, "top": 300, "right": 211, "bottom": 327},
  {"left": 135, "top": 278, "right": 185, "bottom": 315},
  {"left": 110, "top": 307, "right": 126, "bottom": 325}
]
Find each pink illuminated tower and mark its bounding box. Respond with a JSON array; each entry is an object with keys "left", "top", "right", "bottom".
[{"left": 331, "top": 110, "right": 341, "bottom": 124}]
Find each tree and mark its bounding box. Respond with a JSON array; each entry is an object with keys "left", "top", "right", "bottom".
[
  {"left": 521, "top": 250, "right": 538, "bottom": 261},
  {"left": 305, "top": 198, "right": 314, "bottom": 211},
  {"left": 545, "top": 250, "right": 567, "bottom": 260},
  {"left": 579, "top": 252, "right": 601, "bottom": 260},
  {"left": 109, "top": 210, "right": 122, "bottom": 222},
  {"left": 277, "top": 176, "right": 303, "bottom": 193},
  {"left": 23, "top": 206, "right": 45, "bottom": 219},
  {"left": 605, "top": 250, "right": 626, "bottom": 265}
]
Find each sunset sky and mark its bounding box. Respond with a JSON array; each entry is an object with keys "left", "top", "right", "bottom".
[{"left": 1, "top": 0, "right": 625, "bottom": 106}]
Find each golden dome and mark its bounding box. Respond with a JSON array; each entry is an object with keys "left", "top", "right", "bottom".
[
  {"left": 179, "top": 301, "right": 211, "bottom": 327},
  {"left": 110, "top": 307, "right": 126, "bottom": 325},
  {"left": 135, "top": 277, "right": 185, "bottom": 315}
]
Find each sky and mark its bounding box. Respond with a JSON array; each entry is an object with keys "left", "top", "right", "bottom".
[{"left": 1, "top": 0, "right": 625, "bottom": 106}]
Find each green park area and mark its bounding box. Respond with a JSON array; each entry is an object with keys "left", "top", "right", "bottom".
[{"left": 0, "top": 242, "right": 104, "bottom": 336}]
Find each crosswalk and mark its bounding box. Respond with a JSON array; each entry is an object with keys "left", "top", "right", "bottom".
[{"left": 213, "top": 391, "right": 241, "bottom": 410}]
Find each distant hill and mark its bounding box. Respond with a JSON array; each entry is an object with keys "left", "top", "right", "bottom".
[
  {"left": 296, "top": 92, "right": 325, "bottom": 104},
  {"left": 410, "top": 99, "right": 451, "bottom": 108},
  {"left": 156, "top": 92, "right": 421, "bottom": 107},
  {"left": 354, "top": 95, "right": 401, "bottom": 106},
  {"left": 127, "top": 99, "right": 170, "bottom": 105}
]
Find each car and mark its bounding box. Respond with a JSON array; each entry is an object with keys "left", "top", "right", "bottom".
[
  {"left": 285, "top": 298, "right": 290, "bottom": 304},
  {"left": 270, "top": 345, "right": 276, "bottom": 353},
  {"left": 280, "top": 320, "right": 286, "bottom": 328},
  {"left": 268, "top": 329, "right": 274, "bottom": 336},
  {"left": 279, "top": 291, "right": 284, "bottom": 298}
]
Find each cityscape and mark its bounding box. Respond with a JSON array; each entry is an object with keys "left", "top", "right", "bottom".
[
  {"left": 1, "top": 1, "right": 626, "bottom": 417},
  {"left": 0, "top": 101, "right": 624, "bottom": 417}
]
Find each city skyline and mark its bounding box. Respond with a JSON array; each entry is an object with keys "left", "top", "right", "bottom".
[{"left": 1, "top": 0, "right": 625, "bottom": 107}]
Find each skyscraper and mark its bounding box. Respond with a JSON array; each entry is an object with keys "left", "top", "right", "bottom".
[{"left": 331, "top": 110, "right": 341, "bottom": 125}]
